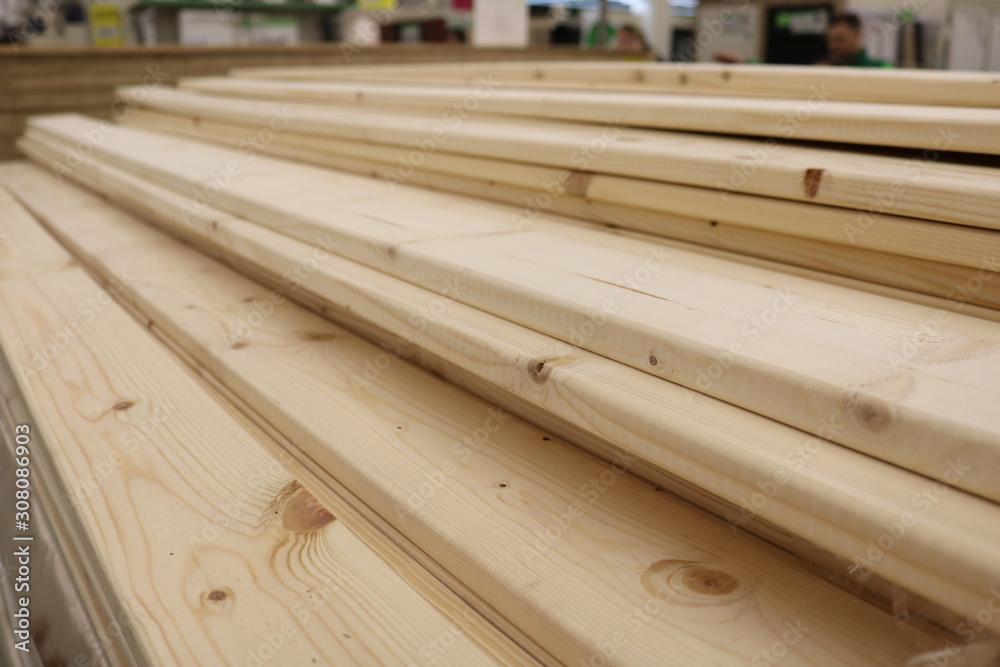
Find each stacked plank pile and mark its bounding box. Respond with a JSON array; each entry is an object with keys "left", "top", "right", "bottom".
[
  {"left": 2, "top": 61, "right": 1000, "bottom": 666},
  {"left": 0, "top": 45, "right": 640, "bottom": 162},
  {"left": 132, "top": 62, "right": 1000, "bottom": 316}
]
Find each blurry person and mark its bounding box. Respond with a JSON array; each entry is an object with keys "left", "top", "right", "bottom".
[
  {"left": 616, "top": 24, "right": 646, "bottom": 51},
  {"left": 819, "top": 13, "right": 890, "bottom": 66},
  {"left": 714, "top": 12, "right": 890, "bottom": 66}
]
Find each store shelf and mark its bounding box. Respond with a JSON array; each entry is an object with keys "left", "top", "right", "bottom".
[{"left": 133, "top": 0, "right": 351, "bottom": 12}]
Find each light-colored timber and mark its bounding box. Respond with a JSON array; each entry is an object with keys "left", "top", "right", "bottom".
[
  {"left": 26, "top": 128, "right": 999, "bottom": 337},
  {"left": 117, "top": 107, "right": 1000, "bottom": 317},
  {"left": 0, "top": 45, "right": 643, "bottom": 161},
  {"left": 117, "top": 86, "right": 1000, "bottom": 231},
  {"left": 230, "top": 61, "right": 1000, "bottom": 108},
  {"left": 0, "top": 304, "right": 115, "bottom": 667},
  {"left": 12, "top": 152, "right": 1000, "bottom": 637},
  {"left": 0, "top": 182, "right": 539, "bottom": 667},
  {"left": 124, "top": 104, "right": 1000, "bottom": 272},
  {"left": 22, "top": 115, "right": 1000, "bottom": 504},
  {"left": 0, "top": 162, "right": 954, "bottom": 666},
  {"left": 178, "top": 76, "right": 1000, "bottom": 155}
]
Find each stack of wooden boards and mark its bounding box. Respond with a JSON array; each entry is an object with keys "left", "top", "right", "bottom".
[
  {"left": 2, "top": 61, "right": 999, "bottom": 666},
  {"left": 119, "top": 62, "right": 1000, "bottom": 317},
  {"left": 0, "top": 45, "right": 640, "bottom": 162}
]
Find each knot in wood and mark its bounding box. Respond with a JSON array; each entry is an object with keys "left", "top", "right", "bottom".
[{"left": 280, "top": 484, "right": 336, "bottom": 533}]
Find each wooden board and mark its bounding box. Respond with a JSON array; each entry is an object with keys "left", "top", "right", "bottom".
[
  {"left": 14, "top": 153, "right": 1000, "bottom": 637},
  {"left": 124, "top": 104, "right": 1000, "bottom": 272},
  {"left": 0, "top": 47, "right": 641, "bottom": 183},
  {"left": 38, "top": 127, "right": 1000, "bottom": 337},
  {"left": 116, "top": 108, "right": 1000, "bottom": 318},
  {"left": 0, "top": 323, "right": 114, "bottom": 666},
  {"left": 119, "top": 87, "right": 1000, "bottom": 231},
  {"left": 0, "top": 180, "right": 535, "bottom": 666},
  {"left": 22, "top": 115, "right": 1000, "bottom": 505},
  {"left": 396, "top": 231, "right": 1000, "bottom": 501},
  {"left": 230, "top": 61, "right": 1000, "bottom": 108},
  {"left": 0, "top": 46, "right": 637, "bottom": 79},
  {"left": 1, "top": 161, "right": 958, "bottom": 666},
  {"left": 178, "top": 76, "right": 1000, "bottom": 155},
  {"left": 575, "top": 199, "right": 1000, "bottom": 312}
]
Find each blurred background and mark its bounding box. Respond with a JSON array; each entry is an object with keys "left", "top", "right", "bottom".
[{"left": 2, "top": 0, "right": 998, "bottom": 71}]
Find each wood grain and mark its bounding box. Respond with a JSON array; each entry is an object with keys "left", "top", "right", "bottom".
[
  {"left": 9, "top": 154, "right": 1000, "bottom": 637},
  {"left": 179, "top": 75, "right": 1000, "bottom": 155},
  {"left": 115, "top": 107, "right": 1000, "bottom": 318},
  {"left": 230, "top": 60, "right": 1000, "bottom": 108},
  {"left": 0, "top": 162, "right": 953, "bottom": 666},
  {"left": 23, "top": 116, "right": 1000, "bottom": 504},
  {"left": 116, "top": 87, "right": 1000, "bottom": 230},
  {"left": 120, "top": 105, "right": 1000, "bottom": 271},
  {"left": 0, "top": 180, "right": 538, "bottom": 667}
]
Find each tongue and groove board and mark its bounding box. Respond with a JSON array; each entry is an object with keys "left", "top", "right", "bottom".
[
  {"left": 0, "top": 185, "right": 538, "bottom": 667},
  {"left": 115, "top": 108, "right": 1000, "bottom": 318},
  {"left": 22, "top": 131, "right": 998, "bottom": 341},
  {"left": 177, "top": 76, "right": 1000, "bottom": 155},
  {"left": 0, "top": 163, "right": 953, "bottom": 667},
  {"left": 229, "top": 61, "right": 1000, "bottom": 108},
  {"left": 118, "top": 87, "right": 1000, "bottom": 231},
  {"left": 24, "top": 115, "right": 1000, "bottom": 505},
  {"left": 11, "top": 153, "right": 1000, "bottom": 636},
  {"left": 121, "top": 104, "right": 1000, "bottom": 273}
]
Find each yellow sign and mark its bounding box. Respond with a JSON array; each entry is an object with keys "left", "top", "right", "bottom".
[
  {"left": 89, "top": 3, "right": 124, "bottom": 47},
  {"left": 357, "top": 0, "right": 396, "bottom": 10}
]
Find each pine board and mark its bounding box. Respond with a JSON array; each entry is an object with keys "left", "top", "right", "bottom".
[
  {"left": 0, "top": 180, "right": 533, "bottom": 666},
  {"left": 123, "top": 105, "right": 1000, "bottom": 271},
  {"left": 0, "top": 320, "right": 116, "bottom": 667},
  {"left": 230, "top": 61, "right": 1000, "bottom": 108},
  {"left": 575, "top": 199, "right": 1000, "bottom": 312},
  {"left": 120, "top": 87, "right": 1000, "bottom": 231},
  {"left": 179, "top": 76, "right": 1000, "bottom": 155},
  {"left": 115, "top": 109, "right": 1000, "bottom": 318},
  {"left": 0, "top": 163, "right": 955, "bottom": 666},
  {"left": 14, "top": 154, "right": 1000, "bottom": 635},
  {"left": 398, "top": 230, "right": 1000, "bottom": 500},
  {"left": 23, "top": 115, "right": 1000, "bottom": 504}
]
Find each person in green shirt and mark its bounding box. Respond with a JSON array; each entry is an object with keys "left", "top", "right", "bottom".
[
  {"left": 713, "top": 11, "right": 892, "bottom": 66},
  {"left": 819, "top": 13, "right": 892, "bottom": 67}
]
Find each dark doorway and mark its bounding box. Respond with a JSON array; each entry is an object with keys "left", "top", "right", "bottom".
[{"left": 765, "top": 4, "right": 832, "bottom": 64}]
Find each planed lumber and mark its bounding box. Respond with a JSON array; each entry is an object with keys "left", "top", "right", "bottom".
[
  {"left": 393, "top": 233, "right": 1000, "bottom": 503},
  {"left": 231, "top": 61, "right": 1000, "bottom": 108},
  {"left": 19, "top": 131, "right": 1000, "bottom": 345},
  {"left": 391, "top": 186, "right": 1000, "bottom": 325},
  {"left": 0, "top": 46, "right": 632, "bottom": 79},
  {"left": 0, "top": 163, "right": 956, "bottom": 666},
  {"left": 14, "top": 153, "right": 1000, "bottom": 636},
  {"left": 0, "top": 179, "right": 538, "bottom": 667},
  {"left": 119, "top": 107, "right": 572, "bottom": 213},
  {"left": 0, "top": 325, "right": 117, "bottom": 667},
  {"left": 550, "top": 212, "right": 1000, "bottom": 321},
  {"left": 119, "top": 86, "right": 1000, "bottom": 231},
  {"left": 22, "top": 115, "right": 1000, "bottom": 505},
  {"left": 413, "top": 185, "right": 1000, "bottom": 326},
  {"left": 116, "top": 108, "right": 1000, "bottom": 318},
  {"left": 574, "top": 199, "right": 1000, "bottom": 313},
  {"left": 178, "top": 76, "right": 1000, "bottom": 155},
  {"left": 0, "top": 47, "right": 641, "bottom": 163},
  {"left": 124, "top": 103, "right": 1000, "bottom": 272},
  {"left": 583, "top": 175, "right": 1000, "bottom": 270},
  {"left": 1, "top": 91, "right": 115, "bottom": 114}
]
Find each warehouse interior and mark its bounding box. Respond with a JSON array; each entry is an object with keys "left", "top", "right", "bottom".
[{"left": 2, "top": 1, "right": 1000, "bottom": 666}]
